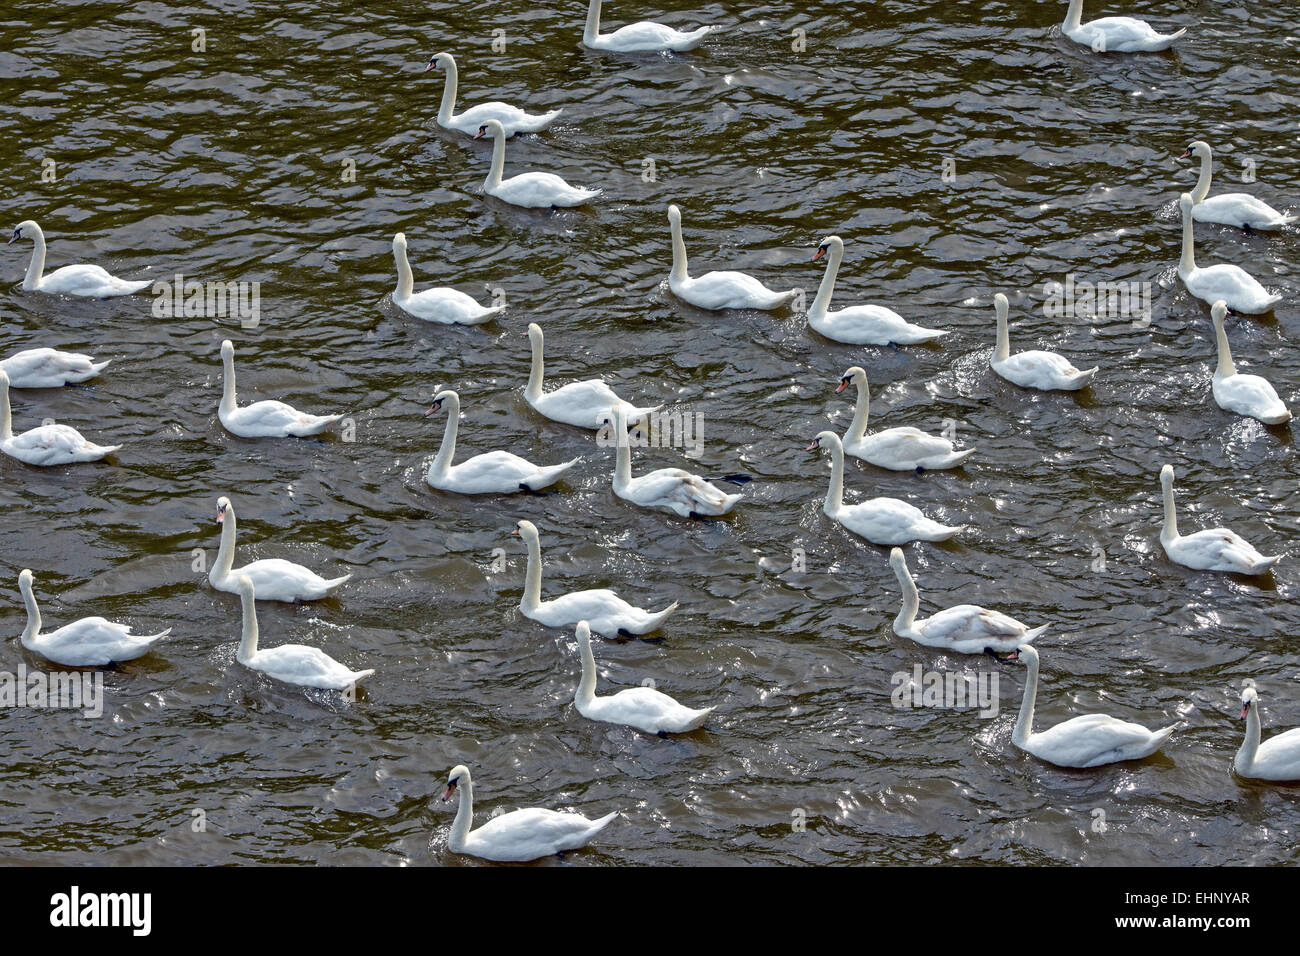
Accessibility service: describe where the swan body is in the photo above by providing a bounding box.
[426,52,560,136]
[0,369,120,465]
[1236,685,1300,781]
[667,205,798,311]
[218,339,345,438]
[441,764,618,862]
[837,366,974,471]
[991,293,1097,390]
[209,496,350,602]
[1014,644,1175,768]
[608,408,741,517]
[809,237,945,344]
[8,221,150,297]
[1209,300,1290,425]
[515,519,677,637]
[583,0,714,52]
[232,575,372,690]
[573,622,713,733]
[17,569,169,667]
[1181,141,1296,230]
[525,322,659,430]
[1178,193,1281,314]
[889,548,1046,657]
[1159,464,1280,574]
[391,232,502,325]
[808,431,961,545]
[1062,0,1186,53]
[425,389,579,493]
[474,119,598,208]
[0,348,109,389]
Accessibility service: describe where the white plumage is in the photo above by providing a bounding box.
[1209,300,1290,425]
[0,369,120,466]
[474,119,599,208]
[608,408,742,518]
[209,495,351,602]
[1236,685,1300,782]
[836,366,974,471]
[1158,464,1281,575]
[8,220,150,297]
[667,204,797,311]
[1178,194,1282,314]
[991,293,1097,391]
[582,0,715,52]
[1182,141,1296,231]
[0,347,109,389]
[391,232,502,325]
[218,339,345,438]
[524,323,658,430]
[17,569,169,667]
[426,52,560,137]
[808,237,945,345]
[1061,0,1186,53]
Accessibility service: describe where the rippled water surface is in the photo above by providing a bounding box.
[1,0,1298,865]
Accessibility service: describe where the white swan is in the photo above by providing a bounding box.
[582,0,714,53]
[667,205,798,311]
[426,51,561,137]
[1181,141,1296,231]
[889,549,1046,660]
[1235,685,1300,781]
[218,339,345,438]
[0,369,120,465]
[808,431,961,546]
[607,407,744,518]
[474,119,599,208]
[1159,464,1281,574]
[8,221,150,297]
[1178,193,1281,314]
[425,389,580,493]
[836,367,974,471]
[1013,644,1176,768]
[232,575,373,690]
[17,569,169,667]
[525,322,658,430]
[572,621,713,734]
[441,764,618,862]
[809,237,945,344]
[1209,301,1290,425]
[1061,0,1186,53]
[0,348,109,389]
[391,233,502,325]
[991,294,1097,390]
[515,519,677,638]
[209,496,351,602]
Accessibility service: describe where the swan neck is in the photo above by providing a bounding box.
[215,507,236,577]
[22,226,45,291]
[1213,320,1236,378]
[584,0,601,43]
[1013,652,1039,746]
[19,577,40,646]
[0,378,12,442]
[220,350,236,414]
[522,534,543,612]
[1065,0,1084,29]
[615,432,632,486]
[576,637,598,707]
[995,307,1011,362]
[1161,479,1178,543]
[1192,151,1213,204]
[526,334,544,398]
[810,246,840,318]
[847,381,870,442]
[1179,203,1197,273]
[669,215,689,282]
[1237,705,1261,774]
[237,586,259,663]
[394,242,414,299]
[893,562,918,633]
[450,774,474,850]
[437,58,458,124]
[824,440,845,513]
[487,128,506,188]
[431,396,459,475]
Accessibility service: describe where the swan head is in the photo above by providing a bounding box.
[993,292,1009,320]
[575,620,592,646]
[667,204,682,226]
[1178,192,1194,214]
[1160,463,1175,488]
[425,51,452,72]
[812,235,843,262]
[806,430,840,453]
[512,518,539,541]
[425,389,457,416]
[393,232,407,250]
[442,764,470,801]
[1179,140,1211,161]
[473,119,505,140]
[888,547,907,571]
[220,339,235,360]
[216,495,232,524]
[527,322,543,347]
[18,568,33,590]
[7,221,38,245]
[1016,643,1038,666]
[1210,300,1230,326]
[836,366,866,393]
[236,574,255,599]
[1240,684,1259,719]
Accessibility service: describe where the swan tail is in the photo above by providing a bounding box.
[942,448,977,467]
[683,707,715,731]
[1249,554,1282,573]
[322,573,353,593]
[590,810,621,832]
[96,444,123,456]
[642,601,679,632]
[1074,367,1099,387]
[89,359,112,374]
[1019,625,1049,644]
[348,668,376,686]
[119,279,153,295]
[142,627,173,643]
[1150,724,1177,750]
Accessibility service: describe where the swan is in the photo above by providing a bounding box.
[1235,685,1300,781]
[1178,193,1281,314]
[514,519,677,638]
[572,621,713,734]
[7,221,150,297]
[809,237,945,344]
[232,575,373,691]
[425,51,561,137]
[0,369,120,465]
[836,367,974,471]
[1158,464,1281,574]
[1208,301,1290,425]
[607,407,744,518]
[1013,644,1176,768]
[991,294,1097,390]
[582,0,715,53]
[808,431,961,546]
[1180,141,1296,231]
[889,548,1046,660]
[0,348,109,389]
[209,496,351,602]
[218,339,345,438]
[525,322,659,430]
[17,569,170,667]
[474,119,599,208]
[667,204,798,311]
[425,389,580,493]
[1061,0,1186,53]
[441,763,619,862]
[391,233,503,325]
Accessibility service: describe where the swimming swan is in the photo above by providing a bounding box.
[209,495,351,602]
[1235,685,1300,781]
[474,119,599,208]
[667,204,798,311]
[0,369,120,465]
[991,293,1097,390]
[218,339,345,438]
[425,389,580,493]
[1178,193,1281,314]
[17,568,170,667]
[582,0,715,53]
[1180,141,1296,231]
[1061,0,1186,53]
[391,232,503,325]
[8,221,150,297]
[1208,301,1290,425]
[1158,464,1281,574]
[426,51,561,137]
[1013,644,1176,768]
[607,407,744,518]
[809,237,945,344]
[525,322,659,430]
[836,366,974,471]
[0,347,109,389]
[441,763,619,862]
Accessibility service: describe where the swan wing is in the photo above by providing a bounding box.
[675,270,791,310]
[399,287,499,325]
[38,264,150,297]
[35,617,164,666]
[493,172,598,208]
[812,305,944,345]
[588,687,711,733]
[1030,714,1163,767]
[225,399,340,436]
[1214,373,1289,422]
[464,807,614,861]
[250,644,362,689]
[6,424,116,464]
[1195,193,1294,229]
[0,348,105,387]
[1253,728,1300,779]
[222,558,336,600]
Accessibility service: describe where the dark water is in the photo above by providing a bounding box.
[0,0,1297,865]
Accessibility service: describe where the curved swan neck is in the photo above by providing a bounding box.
[1179,203,1197,274]
[215,506,237,575]
[1161,477,1179,542]
[237,587,259,663]
[1192,150,1213,204]
[1237,704,1261,774]
[892,561,918,633]
[450,773,474,850]
[521,533,543,612]
[437,56,458,125]
[21,224,46,291]
[994,303,1011,362]
[614,430,632,486]
[669,214,689,282]
[431,395,459,475]
[1212,318,1236,377]
[1064,0,1084,30]
[18,577,40,646]
[823,439,845,513]
[576,635,598,707]
[526,334,544,398]
[847,380,870,442]
[584,0,602,44]
[1013,652,1039,746]
[0,378,12,442]
[220,350,237,414]
[811,244,842,318]
[486,127,506,188]
[394,242,414,299]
